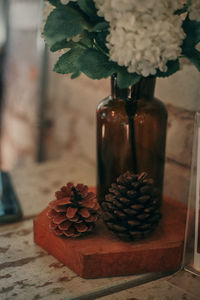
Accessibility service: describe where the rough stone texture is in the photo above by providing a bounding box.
[156,63,200,112]
[163,104,194,203]
[0,218,148,300]
[164,160,191,204]
[10,154,96,218]
[44,60,110,163]
[99,272,199,300]
[168,270,200,299]
[166,104,194,168]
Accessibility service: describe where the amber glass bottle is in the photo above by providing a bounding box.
[97,75,168,205]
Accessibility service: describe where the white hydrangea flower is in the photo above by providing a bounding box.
[189,0,200,22]
[60,0,77,5]
[94,0,185,77]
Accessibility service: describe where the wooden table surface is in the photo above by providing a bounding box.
[0,154,200,300]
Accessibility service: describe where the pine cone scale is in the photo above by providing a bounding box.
[123,208,137,215]
[53,214,68,225]
[66,207,78,218]
[47,183,100,238]
[68,215,79,222]
[54,197,72,205]
[75,223,88,233]
[50,221,57,230]
[102,171,161,241]
[85,215,97,223]
[130,204,144,210]
[79,208,90,218]
[58,221,71,230]
[54,205,67,212]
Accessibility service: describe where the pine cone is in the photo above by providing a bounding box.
[101,171,161,241]
[47,183,100,238]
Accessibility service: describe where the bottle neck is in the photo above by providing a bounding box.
[131,77,156,100]
[111,75,156,100]
[111,75,130,99]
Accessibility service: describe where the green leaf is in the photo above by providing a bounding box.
[175,0,192,15]
[78,49,115,79]
[43,7,87,48]
[50,40,75,52]
[79,31,94,47]
[77,0,102,22]
[92,22,109,32]
[71,71,81,79]
[95,31,109,54]
[78,0,96,17]
[116,67,142,88]
[181,16,200,71]
[156,59,180,77]
[45,0,60,7]
[182,17,200,52]
[53,47,85,74]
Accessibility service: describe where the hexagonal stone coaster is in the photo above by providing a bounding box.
[34,188,187,279]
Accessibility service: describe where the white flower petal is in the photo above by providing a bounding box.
[94,0,185,77]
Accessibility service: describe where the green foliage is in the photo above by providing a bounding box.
[182,17,200,71]
[92,22,109,32]
[77,0,99,22]
[46,0,60,7]
[79,31,94,47]
[53,47,85,75]
[71,71,81,79]
[95,31,109,54]
[50,40,75,52]
[156,60,180,77]
[182,17,200,50]
[78,49,116,79]
[175,0,192,15]
[43,1,200,87]
[43,6,89,48]
[116,67,142,88]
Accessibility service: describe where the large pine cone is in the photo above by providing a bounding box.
[47,183,100,238]
[101,171,161,241]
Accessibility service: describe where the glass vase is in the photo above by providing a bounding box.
[97,75,168,207]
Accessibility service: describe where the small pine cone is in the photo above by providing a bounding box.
[47,183,100,238]
[102,171,161,241]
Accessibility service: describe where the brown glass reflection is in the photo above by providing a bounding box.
[97,76,168,204]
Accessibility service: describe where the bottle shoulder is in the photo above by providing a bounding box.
[137,97,168,117]
[97,97,126,112]
[97,96,167,117]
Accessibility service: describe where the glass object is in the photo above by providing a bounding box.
[183,112,200,276]
[97,75,168,205]
[0,171,22,223]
